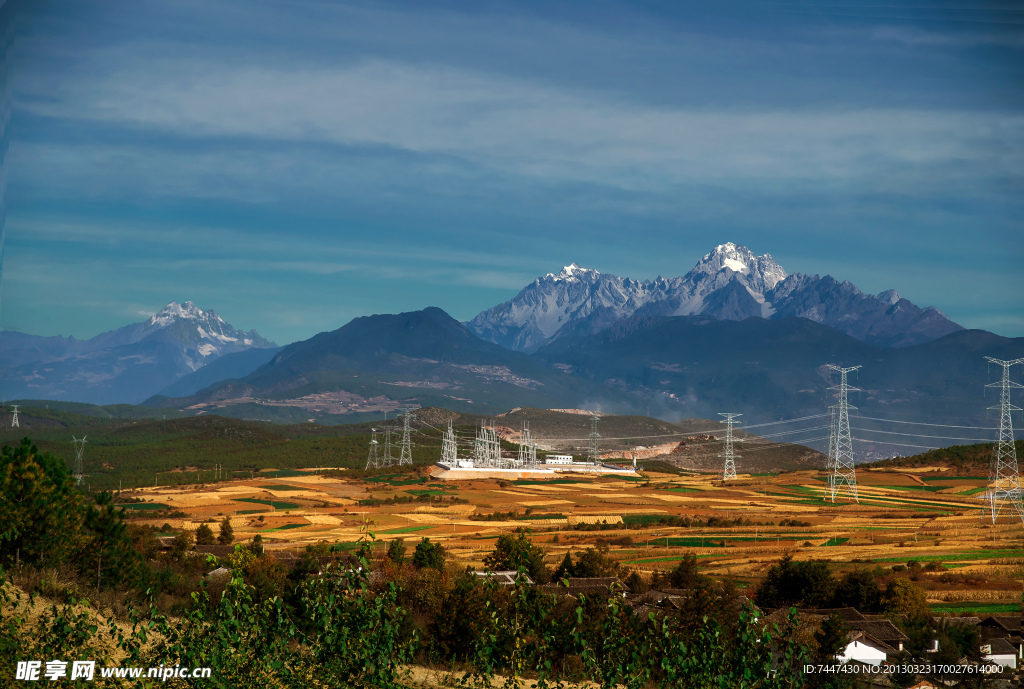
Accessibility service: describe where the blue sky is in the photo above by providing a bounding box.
[2,0,1022,344]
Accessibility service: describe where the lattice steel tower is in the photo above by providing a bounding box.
[365,428,381,470]
[827,365,860,503]
[10,404,17,428]
[588,413,600,464]
[826,405,837,472]
[440,420,458,466]
[517,423,538,469]
[984,357,1024,523]
[382,427,395,468]
[397,409,414,466]
[72,435,87,486]
[718,413,742,480]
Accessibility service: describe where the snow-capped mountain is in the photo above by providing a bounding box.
[0,301,276,405]
[467,243,962,351]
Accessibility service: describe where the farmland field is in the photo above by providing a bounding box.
[116,460,1023,613]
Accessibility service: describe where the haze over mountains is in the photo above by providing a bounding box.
[4,244,1020,443]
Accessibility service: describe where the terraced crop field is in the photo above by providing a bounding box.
[119,463,1023,612]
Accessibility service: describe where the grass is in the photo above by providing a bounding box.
[642,538,726,548]
[116,503,170,511]
[821,537,849,547]
[664,487,702,494]
[259,469,307,479]
[623,514,668,526]
[262,523,307,532]
[623,554,722,564]
[875,485,948,493]
[234,498,301,510]
[922,476,988,481]
[929,602,1021,614]
[378,526,433,534]
[872,550,1024,563]
[960,487,988,496]
[261,484,306,491]
[512,479,584,486]
[237,509,267,515]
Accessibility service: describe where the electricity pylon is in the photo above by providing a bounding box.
[718,413,742,480]
[827,365,860,503]
[984,357,1024,523]
[72,435,87,486]
[588,413,600,464]
[441,420,458,466]
[397,409,414,466]
[382,427,394,468]
[826,405,837,472]
[517,423,538,469]
[365,428,381,470]
[10,404,18,428]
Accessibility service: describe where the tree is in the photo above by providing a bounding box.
[171,529,194,558]
[666,552,710,589]
[483,533,549,582]
[755,554,835,609]
[82,491,136,591]
[412,537,445,571]
[249,533,264,557]
[196,523,215,545]
[0,438,84,567]
[553,551,574,580]
[571,543,618,578]
[883,577,928,619]
[386,538,406,564]
[217,517,234,545]
[832,568,882,612]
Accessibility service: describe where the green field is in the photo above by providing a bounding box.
[929,602,1021,614]
[872,550,1024,564]
[116,503,170,511]
[405,489,452,496]
[821,537,849,547]
[378,526,433,534]
[262,523,307,532]
[261,484,307,491]
[234,498,301,510]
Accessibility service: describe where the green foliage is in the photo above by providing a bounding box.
[217,517,234,545]
[386,538,407,564]
[754,554,835,609]
[412,537,445,571]
[484,533,550,583]
[196,523,215,545]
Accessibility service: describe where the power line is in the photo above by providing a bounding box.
[851,428,995,442]
[852,415,1001,431]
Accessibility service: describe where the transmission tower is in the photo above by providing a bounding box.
[382,426,395,468]
[826,405,837,472]
[397,409,414,466]
[718,413,742,480]
[588,413,600,464]
[826,365,860,503]
[365,428,381,470]
[984,357,1024,523]
[441,420,458,466]
[10,404,18,428]
[71,435,87,486]
[517,423,538,469]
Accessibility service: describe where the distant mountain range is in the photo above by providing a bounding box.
[0,302,276,405]
[467,243,962,352]
[4,244,1018,453]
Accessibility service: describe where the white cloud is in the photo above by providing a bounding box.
[19,52,1024,194]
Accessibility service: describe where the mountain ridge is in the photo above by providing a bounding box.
[466,243,963,352]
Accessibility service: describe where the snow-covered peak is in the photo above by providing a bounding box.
[149,301,207,326]
[547,263,599,282]
[877,289,900,305]
[691,243,787,291]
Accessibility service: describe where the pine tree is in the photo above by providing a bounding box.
[218,517,234,545]
[196,523,215,545]
[553,551,575,581]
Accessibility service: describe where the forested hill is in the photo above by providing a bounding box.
[863,441,1021,474]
